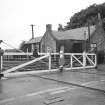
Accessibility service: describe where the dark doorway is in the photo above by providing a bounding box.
[72,43,82,53]
[97,51,105,64]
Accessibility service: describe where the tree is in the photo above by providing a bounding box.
[64,3,105,30]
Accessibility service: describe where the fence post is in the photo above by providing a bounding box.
[27,48,29,60]
[83,52,86,68]
[70,54,73,69]
[0,48,4,79]
[94,54,97,68]
[49,52,51,70]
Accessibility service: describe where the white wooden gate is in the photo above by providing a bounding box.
[65,52,96,70]
[2,52,96,77]
[49,52,96,70]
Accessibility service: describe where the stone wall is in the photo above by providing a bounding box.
[40,32,56,53]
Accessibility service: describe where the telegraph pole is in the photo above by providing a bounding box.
[87,20,91,52]
[30,24,35,52]
[30,24,35,39]
[84,31,87,52]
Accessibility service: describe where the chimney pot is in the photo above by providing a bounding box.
[58,24,64,31]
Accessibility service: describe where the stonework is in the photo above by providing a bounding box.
[40,32,56,53]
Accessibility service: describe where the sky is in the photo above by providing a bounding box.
[0,0,105,49]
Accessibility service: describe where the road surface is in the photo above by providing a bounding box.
[0,69,105,105]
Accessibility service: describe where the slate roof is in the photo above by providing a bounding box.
[24,26,96,45]
[25,36,42,44]
[52,26,96,40]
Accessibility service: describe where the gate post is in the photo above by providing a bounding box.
[49,52,51,70]
[94,54,97,68]
[0,48,4,79]
[83,52,86,68]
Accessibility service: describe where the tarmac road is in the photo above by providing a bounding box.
[0,69,105,105]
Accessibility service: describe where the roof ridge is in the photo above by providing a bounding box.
[53,25,95,32]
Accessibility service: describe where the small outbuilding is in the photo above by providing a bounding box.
[21,36,42,52]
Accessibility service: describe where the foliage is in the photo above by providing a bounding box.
[64,3,105,30]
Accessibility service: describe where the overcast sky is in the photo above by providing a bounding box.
[0,0,105,49]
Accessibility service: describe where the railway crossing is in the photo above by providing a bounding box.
[1,51,105,105]
[0,52,97,78]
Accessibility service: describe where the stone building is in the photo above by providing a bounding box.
[40,24,95,53]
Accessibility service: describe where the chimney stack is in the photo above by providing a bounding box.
[58,24,64,31]
[46,24,52,32]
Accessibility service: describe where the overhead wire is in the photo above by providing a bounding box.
[2,41,23,52]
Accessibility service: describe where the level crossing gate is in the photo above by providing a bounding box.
[1,52,97,77]
[48,52,97,70]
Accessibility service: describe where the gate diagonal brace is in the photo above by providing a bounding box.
[72,55,83,66]
[86,55,95,66]
[3,55,49,74]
